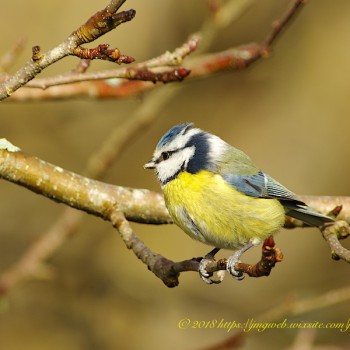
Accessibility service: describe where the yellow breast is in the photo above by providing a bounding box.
[163,170,286,250]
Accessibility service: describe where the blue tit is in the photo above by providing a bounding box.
[144,123,333,283]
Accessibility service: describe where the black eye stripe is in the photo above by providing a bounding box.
[156,145,191,164]
[157,149,179,162]
[155,151,170,163]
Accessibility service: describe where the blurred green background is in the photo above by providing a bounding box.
[1,0,350,349]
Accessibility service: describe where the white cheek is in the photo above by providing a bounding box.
[156,146,195,184]
[157,157,180,183]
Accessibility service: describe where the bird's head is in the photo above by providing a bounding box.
[144,123,226,185]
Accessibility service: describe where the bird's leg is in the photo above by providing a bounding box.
[227,238,261,280]
[199,247,224,284]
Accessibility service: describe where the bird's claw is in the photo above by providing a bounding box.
[199,258,225,284]
[226,254,245,281]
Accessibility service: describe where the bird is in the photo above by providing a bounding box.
[144,123,333,284]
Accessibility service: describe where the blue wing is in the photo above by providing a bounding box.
[222,171,333,227]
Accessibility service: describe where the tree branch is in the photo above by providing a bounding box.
[188,0,307,78]
[0,86,181,295]
[0,143,349,289]
[1,0,306,101]
[0,0,136,100]
[111,212,180,288]
[321,220,350,263]
[0,78,183,296]
[12,34,199,90]
[0,145,170,225]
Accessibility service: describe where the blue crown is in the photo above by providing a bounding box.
[157,123,193,149]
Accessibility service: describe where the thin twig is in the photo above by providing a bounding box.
[262,0,306,49]
[0,37,26,72]
[106,0,126,14]
[73,59,91,74]
[111,212,180,288]
[18,34,200,89]
[2,0,305,101]
[321,220,350,262]
[0,0,135,100]
[172,236,284,279]
[0,208,84,295]
[204,284,350,350]
[188,0,307,78]
[72,44,135,64]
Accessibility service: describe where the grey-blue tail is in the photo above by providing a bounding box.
[282,201,334,227]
